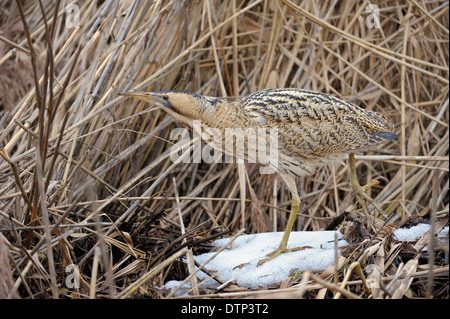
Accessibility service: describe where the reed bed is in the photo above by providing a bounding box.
[0,0,448,299]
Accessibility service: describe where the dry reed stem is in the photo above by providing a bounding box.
[0,0,447,299]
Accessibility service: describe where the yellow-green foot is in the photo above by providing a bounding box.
[257,245,312,266]
[349,153,384,225]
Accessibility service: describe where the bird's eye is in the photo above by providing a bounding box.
[163,95,169,100]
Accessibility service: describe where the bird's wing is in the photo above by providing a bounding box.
[243,91,396,158]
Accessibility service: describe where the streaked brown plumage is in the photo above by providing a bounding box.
[121,88,397,265]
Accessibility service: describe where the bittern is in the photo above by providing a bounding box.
[121,88,397,265]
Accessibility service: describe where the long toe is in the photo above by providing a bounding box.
[353,179,383,213]
[257,249,283,266]
[257,245,311,266]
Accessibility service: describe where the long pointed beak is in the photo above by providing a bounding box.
[119,91,160,103]
[119,91,173,110]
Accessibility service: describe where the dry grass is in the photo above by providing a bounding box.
[0,0,448,299]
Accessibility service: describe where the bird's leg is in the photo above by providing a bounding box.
[349,153,383,227]
[258,175,311,266]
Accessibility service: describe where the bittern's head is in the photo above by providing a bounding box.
[120,90,211,126]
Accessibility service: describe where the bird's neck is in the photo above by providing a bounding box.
[200,99,244,131]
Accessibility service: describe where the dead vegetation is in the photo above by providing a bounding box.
[0,0,448,299]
